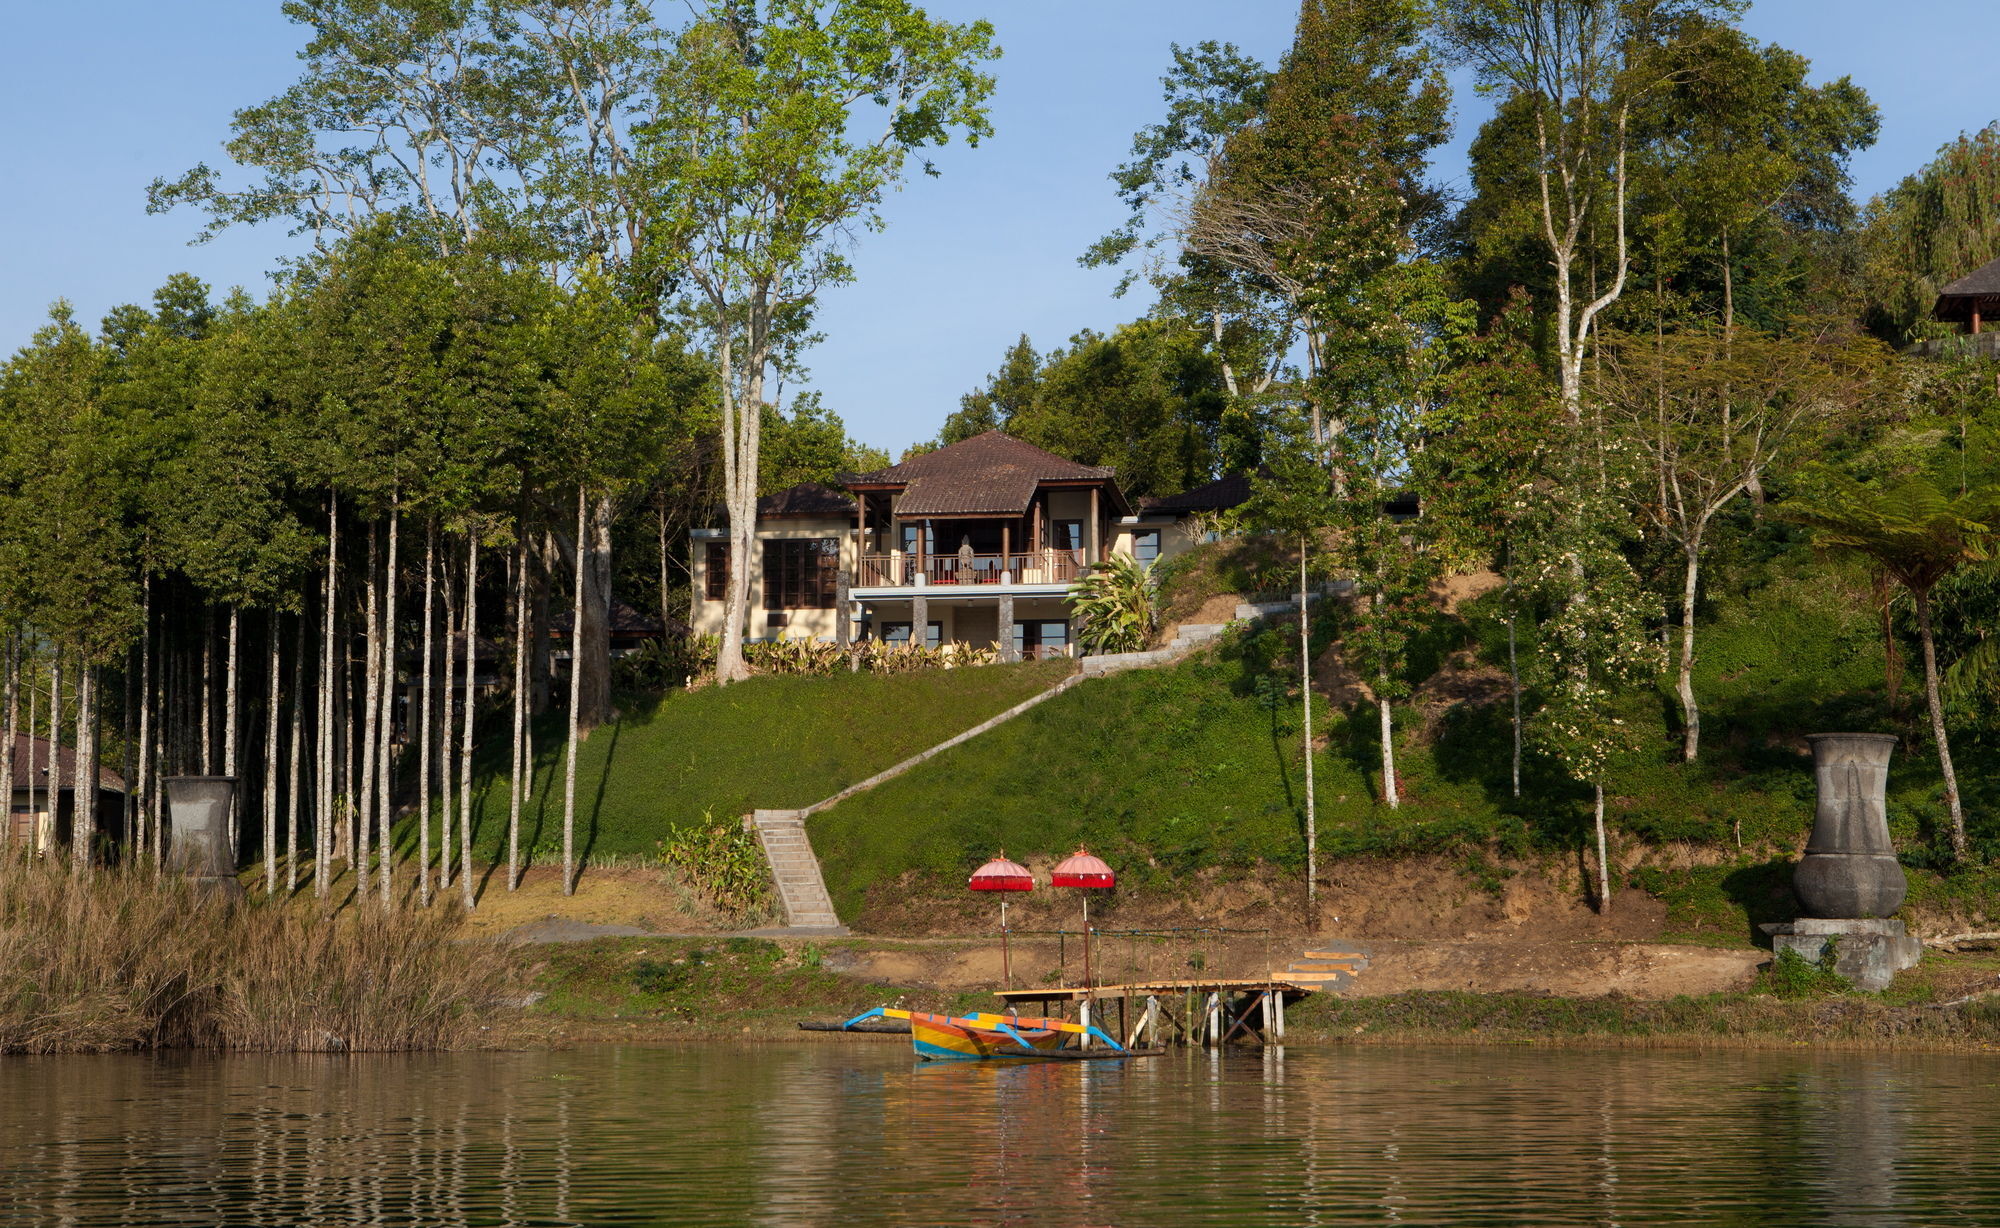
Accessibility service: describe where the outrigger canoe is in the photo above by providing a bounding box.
[809,1007,1157,1062]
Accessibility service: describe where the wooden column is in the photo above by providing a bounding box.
[1001,522,1011,577]
[1975,307,1984,335]
[999,592,1016,662]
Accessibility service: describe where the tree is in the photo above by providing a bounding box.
[645,1,998,684]
[1598,323,1883,759]
[1863,123,2000,346]
[1434,0,1735,422]
[1780,476,2000,859]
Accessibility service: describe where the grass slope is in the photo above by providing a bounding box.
[810,543,1988,930]
[431,659,1071,866]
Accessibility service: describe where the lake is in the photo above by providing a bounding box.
[4,1042,1999,1225]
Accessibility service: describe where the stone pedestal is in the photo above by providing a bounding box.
[1764,919,1922,992]
[164,775,242,899]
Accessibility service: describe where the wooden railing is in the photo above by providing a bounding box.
[854,549,1085,588]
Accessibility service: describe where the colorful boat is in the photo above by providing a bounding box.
[835,1007,1128,1061]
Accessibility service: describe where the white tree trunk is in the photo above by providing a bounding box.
[74,664,95,875]
[418,521,435,905]
[288,612,306,893]
[1915,592,1967,858]
[1298,545,1317,929]
[1,635,16,866]
[715,325,763,685]
[224,607,239,849]
[49,656,64,864]
[439,556,457,890]
[25,669,39,856]
[357,526,381,901]
[136,589,153,861]
[563,487,586,896]
[458,532,479,909]
[1507,612,1522,800]
[509,521,529,891]
[1378,696,1399,809]
[1677,542,1703,764]
[1593,782,1612,915]
[265,614,280,895]
[317,501,338,897]
[377,505,400,907]
[201,612,214,775]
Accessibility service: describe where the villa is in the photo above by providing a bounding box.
[688,430,1243,657]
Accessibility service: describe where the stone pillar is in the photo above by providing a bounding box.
[910,592,928,650]
[999,592,1016,662]
[164,775,242,898]
[1796,733,1904,918]
[1766,734,1920,991]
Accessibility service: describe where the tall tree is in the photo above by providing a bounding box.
[643,0,999,683]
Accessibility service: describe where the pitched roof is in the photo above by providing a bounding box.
[757,482,857,519]
[552,599,689,639]
[7,735,127,792]
[846,431,1120,517]
[1139,472,1256,515]
[1935,255,2000,319]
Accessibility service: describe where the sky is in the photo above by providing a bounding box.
[1,1,1995,457]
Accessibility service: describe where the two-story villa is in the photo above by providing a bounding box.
[688,430,1241,658]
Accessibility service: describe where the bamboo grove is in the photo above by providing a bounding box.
[0,234,711,905]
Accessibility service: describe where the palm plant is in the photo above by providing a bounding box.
[1067,554,1159,655]
[1781,476,2000,858]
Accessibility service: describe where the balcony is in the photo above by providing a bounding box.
[854,549,1086,590]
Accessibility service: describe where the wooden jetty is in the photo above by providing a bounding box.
[994,978,1306,1049]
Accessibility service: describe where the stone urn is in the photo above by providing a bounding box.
[163,776,242,898]
[1794,734,1904,919]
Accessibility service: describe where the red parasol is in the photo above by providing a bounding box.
[970,853,1033,987]
[1050,850,1114,889]
[969,855,1035,892]
[1051,848,1114,990]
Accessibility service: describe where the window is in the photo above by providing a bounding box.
[703,542,729,601]
[882,620,942,648]
[763,538,840,609]
[1012,620,1070,658]
[1133,530,1160,567]
[1052,520,1083,551]
[901,523,928,556]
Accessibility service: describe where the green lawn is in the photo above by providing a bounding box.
[425,658,1072,865]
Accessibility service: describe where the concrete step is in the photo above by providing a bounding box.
[1302,951,1365,961]
[1287,961,1358,973]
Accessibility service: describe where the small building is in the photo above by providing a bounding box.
[5,734,127,854]
[1927,255,2000,358]
[689,431,1223,656]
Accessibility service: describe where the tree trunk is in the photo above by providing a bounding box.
[288,611,306,893]
[1507,612,1522,800]
[1298,543,1317,930]
[531,534,553,714]
[547,498,617,727]
[563,487,586,897]
[1593,781,1611,914]
[418,521,435,905]
[74,664,95,875]
[136,588,153,862]
[1677,540,1703,763]
[715,324,762,685]
[458,531,479,909]
[357,524,381,902]
[317,501,338,897]
[439,553,458,891]
[377,504,400,907]
[656,490,673,653]
[1914,591,1967,857]
[49,656,65,864]
[509,518,529,891]
[25,668,39,856]
[201,612,214,775]
[265,613,281,895]
[224,607,239,850]
[1,635,15,864]
[1378,696,1399,809]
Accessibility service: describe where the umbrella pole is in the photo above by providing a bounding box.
[1082,894,1092,990]
[1001,898,1011,988]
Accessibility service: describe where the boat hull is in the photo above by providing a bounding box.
[905,1012,1071,1062]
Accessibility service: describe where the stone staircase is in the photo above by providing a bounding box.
[748,809,847,934]
[1275,945,1372,993]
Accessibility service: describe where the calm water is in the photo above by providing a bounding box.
[4,1042,1999,1226]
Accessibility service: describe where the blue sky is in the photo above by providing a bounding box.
[1,1,1992,455]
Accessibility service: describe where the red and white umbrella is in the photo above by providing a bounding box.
[970,854,1033,986]
[1051,848,1114,988]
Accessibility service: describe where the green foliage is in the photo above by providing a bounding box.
[743,638,999,677]
[1066,554,1160,654]
[1767,944,1852,998]
[658,815,774,920]
[1863,123,2000,345]
[437,659,1072,866]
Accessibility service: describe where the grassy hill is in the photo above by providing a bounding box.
[807,538,1997,931]
[434,659,1072,866]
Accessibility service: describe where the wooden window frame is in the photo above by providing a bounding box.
[762,538,841,610]
[703,541,730,601]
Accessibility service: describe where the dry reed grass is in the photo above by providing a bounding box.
[0,858,513,1054]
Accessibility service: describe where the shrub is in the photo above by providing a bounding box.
[1067,554,1159,653]
[658,814,776,920]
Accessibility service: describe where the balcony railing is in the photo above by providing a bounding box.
[854,549,1085,588]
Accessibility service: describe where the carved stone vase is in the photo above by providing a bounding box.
[164,775,242,898]
[1794,734,1904,919]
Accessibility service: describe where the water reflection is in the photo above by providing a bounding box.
[2,1044,1998,1225]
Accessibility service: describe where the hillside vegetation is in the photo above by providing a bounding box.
[440,659,1071,867]
[808,529,1998,934]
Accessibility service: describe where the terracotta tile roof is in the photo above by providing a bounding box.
[846,431,1119,517]
[7,735,126,792]
[756,482,857,519]
[1139,472,1256,515]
